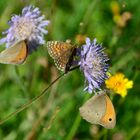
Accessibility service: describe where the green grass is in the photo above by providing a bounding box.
[0,0,140,139]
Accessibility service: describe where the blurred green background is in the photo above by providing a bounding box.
[0,0,140,139]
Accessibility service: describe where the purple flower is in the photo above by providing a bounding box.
[79,38,109,93]
[0,5,50,53]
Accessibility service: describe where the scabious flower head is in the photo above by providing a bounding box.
[79,38,109,93]
[105,73,133,98]
[0,5,50,53]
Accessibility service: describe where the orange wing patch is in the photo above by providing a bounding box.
[47,41,75,71]
[0,41,27,65]
[100,94,116,129]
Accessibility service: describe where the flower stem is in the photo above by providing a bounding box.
[66,95,90,140]
[79,0,101,34]
[66,113,81,140]
[14,66,29,98]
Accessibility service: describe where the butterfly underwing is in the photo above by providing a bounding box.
[79,92,116,129]
[0,40,27,65]
[46,41,77,73]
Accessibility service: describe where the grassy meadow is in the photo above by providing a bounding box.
[0,0,140,140]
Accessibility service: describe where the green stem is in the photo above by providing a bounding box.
[66,113,81,140]
[103,129,108,140]
[132,70,139,82]
[66,95,90,140]
[0,73,64,125]
[14,66,29,97]
[80,0,100,34]
[125,127,140,140]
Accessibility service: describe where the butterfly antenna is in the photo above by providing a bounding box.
[0,73,65,125]
[69,65,80,72]
[0,64,80,125]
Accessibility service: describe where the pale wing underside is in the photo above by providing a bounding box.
[46,41,73,71]
[79,93,116,129]
[0,41,27,65]
[79,94,106,124]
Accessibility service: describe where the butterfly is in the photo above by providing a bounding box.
[79,91,116,129]
[0,40,27,65]
[46,41,77,73]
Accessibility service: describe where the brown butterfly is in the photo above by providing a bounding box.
[79,91,116,129]
[46,41,77,73]
[0,40,27,65]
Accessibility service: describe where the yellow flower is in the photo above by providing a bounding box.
[110,1,120,15]
[105,73,133,98]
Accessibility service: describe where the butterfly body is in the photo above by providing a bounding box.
[79,92,116,129]
[46,41,77,73]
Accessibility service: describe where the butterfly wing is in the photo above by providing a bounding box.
[0,41,27,65]
[46,41,73,71]
[99,94,116,129]
[79,94,106,124]
[79,93,116,129]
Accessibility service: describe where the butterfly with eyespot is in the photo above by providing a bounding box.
[0,40,28,65]
[79,91,116,129]
[46,40,77,73]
